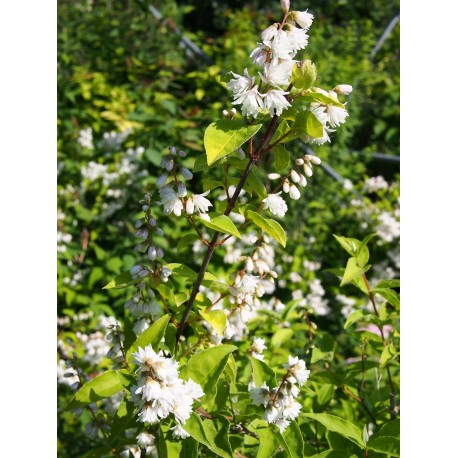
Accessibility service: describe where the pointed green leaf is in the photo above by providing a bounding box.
[177,234,200,253]
[273,144,290,171]
[67,370,128,410]
[307,452,358,458]
[199,309,227,336]
[293,110,324,138]
[256,425,278,458]
[103,270,142,290]
[340,257,364,286]
[372,287,400,309]
[247,171,267,199]
[180,345,238,407]
[380,342,399,368]
[272,421,304,457]
[366,436,400,457]
[344,310,365,329]
[204,120,262,165]
[250,356,277,388]
[202,416,232,458]
[198,214,242,239]
[126,315,170,359]
[246,210,286,247]
[301,413,364,448]
[299,90,345,108]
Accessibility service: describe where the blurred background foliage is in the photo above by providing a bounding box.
[58,0,399,455]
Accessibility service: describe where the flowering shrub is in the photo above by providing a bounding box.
[58,1,399,456]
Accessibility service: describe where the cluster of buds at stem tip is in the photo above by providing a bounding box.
[268,153,322,201]
[106,322,126,365]
[156,146,192,189]
[222,108,237,119]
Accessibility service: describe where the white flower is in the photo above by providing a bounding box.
[233,86,264,118]
[261,24,278,44]
[283,355,310,386]
[78,127,93,149]
[260,62,292,87]
[270,30,295,63]
[252,337,267,354]
[327,105,349,128]
[137,432,155,448]
[293,10,314,31]
[263,193,288,217]
[249,382,271,406]
[250,44,269,66]
[333,84,353,95]
[264,89,291,116]
[227,69,255,96]
[159,187,183,216]
[287,26,309,52]
[171,424,190,439]
[274,418,291,433]
[186,191,213,215]
[183,379,205,400]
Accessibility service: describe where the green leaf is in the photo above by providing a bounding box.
[340,257,365,286]
[165,436,198,458]
[301,413,364,448]
[371,287,400,309]
[311,332,335,364]
[374,279,400,289]
[180,345,238,407]
[203,180,225,192]
[67,370,127,410]
[193,154,208,172]
[202,416,233,458]
[380,342,399,368]
[271,328,294,347]
[333,235,360,257]
[300,90,345,108]
[177,234,200,253]
[126,315,170,359]
[366,436,400,457]
[250,356,277,388]
[198,214,242,239]
[375,419,400,438]
[204,120,262,165]
[247,171,267,199]
[199,309,227,336]
[182,413,232,458]
[246,210,286,247]
[281,420,304,457]
[344,310,365,329]
[273,144,290,171]
[256,426,278,458]
[356,234,377,267]
[225,354,237,386]
[293,110,324,138]
[270,120,298,144]
[156,427,168,458]
[109,399,136,440]
[103,270,142,290]
[307,452,358,458]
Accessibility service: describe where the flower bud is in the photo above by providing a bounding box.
[165,159,174,172]
[298,174,307,187]
[236,149,246,159]
[230,108,237,117]
[142,204,149,212]
[222,109,229,118]
[178,150,186,157]
[169,146,177,155]
[290,170,301,183]
[156,173,168,188]
[281,0,290,14]
[181,167,193,180]
[303,163,313,177]
[135,219,144,229]
[333,84,353,95]
[283,180,290,193]
[149,216,156,227]
[291,60,317,90]
[289,185,301,200]
[144,193,151,202]
[309,155,321,165]
[268,173,281,179]
[295,158,304,166]
[156,247,164,258]
[147,246,157,260]
[156,228,164,236]
[177,182,187,197]
[130,265,143,276]
[246,257,254,273]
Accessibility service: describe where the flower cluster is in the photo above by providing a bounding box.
[248,337,267,361]
[228,7,314,117]
[249,355,310,432]
[157,146,213,219]
[264,153,322,217]
[130,345,204,431]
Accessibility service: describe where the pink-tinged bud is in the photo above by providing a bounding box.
[333,84,353,95]
[281,0,290,14]
[261,24,278,44]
